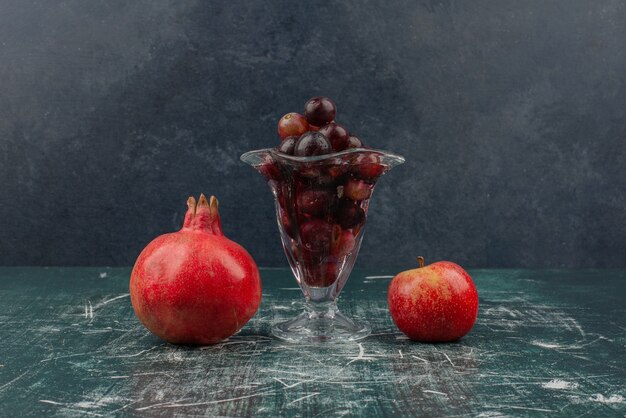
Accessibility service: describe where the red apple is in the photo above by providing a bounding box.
[388,257,478,342]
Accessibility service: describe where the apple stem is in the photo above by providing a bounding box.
[418,256,424,268]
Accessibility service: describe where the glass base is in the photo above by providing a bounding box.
[271,303,371,343]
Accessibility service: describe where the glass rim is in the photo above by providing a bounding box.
[240,147,406,166]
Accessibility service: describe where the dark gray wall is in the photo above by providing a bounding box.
[1,1,625,268]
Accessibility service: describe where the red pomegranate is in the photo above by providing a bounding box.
[130,194,262,345]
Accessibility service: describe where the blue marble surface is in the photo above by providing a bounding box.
[0,268,624,416]
[1,1,625,267]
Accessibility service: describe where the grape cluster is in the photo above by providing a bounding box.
[276,97,363,155]
[266,97,386,288]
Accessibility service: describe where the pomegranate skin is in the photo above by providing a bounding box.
[130,196,261,345]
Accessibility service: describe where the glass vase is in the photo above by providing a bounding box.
[241,147,404,342]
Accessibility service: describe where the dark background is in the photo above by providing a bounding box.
[1,1,625,268]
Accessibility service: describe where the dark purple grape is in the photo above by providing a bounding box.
[351,153,385,180]
[318,122,349,152]
[297,188,334,217]
[296,164,323,179]
[335,199,365,229]
[294,132,332,157]
[277,136,297,155]
[325,162,348,181]
[303,261,338,287]
[304,97,336,127]
[258,163,281,182]
[300,219,333,252]
[346,135,363,149]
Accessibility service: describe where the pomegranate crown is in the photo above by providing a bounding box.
[182,194,223,235]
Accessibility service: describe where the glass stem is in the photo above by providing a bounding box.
[305,300,339,319]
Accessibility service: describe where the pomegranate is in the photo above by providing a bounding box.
[130,194,262,345]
